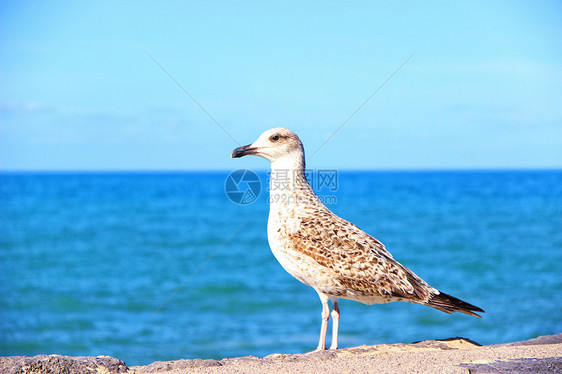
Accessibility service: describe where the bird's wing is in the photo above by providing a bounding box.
[292,210,433,301]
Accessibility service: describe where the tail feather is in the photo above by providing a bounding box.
[426,291,485,318]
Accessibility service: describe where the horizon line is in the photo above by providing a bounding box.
[1,167,561,174]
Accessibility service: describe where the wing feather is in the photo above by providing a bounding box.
[288,209,433,302]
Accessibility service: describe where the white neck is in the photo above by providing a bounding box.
[267,151,321,215]
[270,152,307,189]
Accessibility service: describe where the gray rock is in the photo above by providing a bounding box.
[0,354,130,374]
[498,333,562,347]
[461,357,562,373]
[132,358,222,373]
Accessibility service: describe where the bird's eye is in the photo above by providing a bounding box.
[270,134,280,142]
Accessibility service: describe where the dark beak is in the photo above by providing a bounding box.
[231,144,257,158]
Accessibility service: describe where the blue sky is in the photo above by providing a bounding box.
[1,1,561,170]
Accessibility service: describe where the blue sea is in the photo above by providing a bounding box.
[1,171,561,366]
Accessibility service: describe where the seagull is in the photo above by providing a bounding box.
[231,127,484,351]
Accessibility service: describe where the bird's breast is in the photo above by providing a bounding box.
[266,208,330,286]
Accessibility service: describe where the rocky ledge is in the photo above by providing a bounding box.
[2,334,561,374]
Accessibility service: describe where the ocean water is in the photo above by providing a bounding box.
[1,171,561,366]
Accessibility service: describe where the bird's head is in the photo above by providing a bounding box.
[231,127,304,164]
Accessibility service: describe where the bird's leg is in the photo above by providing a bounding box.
[329,299,340,350]
[315,295,330,351]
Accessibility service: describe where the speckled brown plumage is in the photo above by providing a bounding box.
[273,204,431,302]
[232,127,484,351]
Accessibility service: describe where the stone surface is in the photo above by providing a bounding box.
[497,333,562,347]
[2,334,561,374]
[460,357,562,373]
[0,355,130,374]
